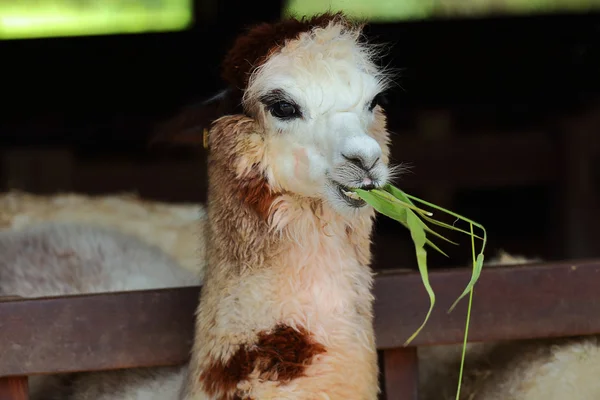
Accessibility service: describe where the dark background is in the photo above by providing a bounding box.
[1,0,599,270]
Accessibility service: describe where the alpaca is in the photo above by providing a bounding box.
[422,335,600,400]
[0,222,200,299]
[0,190,208,274]
[179,12,393,400]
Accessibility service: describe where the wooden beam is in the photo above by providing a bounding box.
[1,259,600,377]
[373,259,600,348]
[0,288,198,377]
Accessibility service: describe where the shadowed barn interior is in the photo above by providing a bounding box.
[0,1,600,399]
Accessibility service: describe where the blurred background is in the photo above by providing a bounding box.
[1,0,599,270]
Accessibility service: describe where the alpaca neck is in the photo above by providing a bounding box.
[272,212,376,332]
[206,194,376,330]
[187,197,380,400]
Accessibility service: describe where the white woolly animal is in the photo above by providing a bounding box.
[418,252,600,400]
[0,223,200,298]
[0,190,207,274]
[0,222,200,400]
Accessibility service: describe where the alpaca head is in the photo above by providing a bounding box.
[244,16,393,210]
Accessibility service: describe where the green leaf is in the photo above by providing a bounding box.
[381,184,475,243]
[382,183,416,205]
[354,188,454,255]
[455,222,478,400]
[354,189,409,223]
[403,192,486,232]
[355,183,487,361]
[448,253,485,313]
[387,188,488,312]
[424,237,450,258]
[420,214,485,241]
[368,188,433,217]
[421,221,459,247]
[383,184,484,240]
[403,210,435,346]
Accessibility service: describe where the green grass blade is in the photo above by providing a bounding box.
[383,185,485,243]
[449,225,487,313]
[356,183,487,349]
[455,222,478,400]
[362,186,458,245]
[403,192,485,231]
[354,189,409,223]
[354,189,454,255]
[382,183,416,205]
[400,191,488,312]
[421,223,460,246]
[403,210,436,346]
[420,214,485,241]
[425,238,450,258]
[367,189,434,217]
[449,252,485,313]
[382,184,475,242]
[455,287,474,400]
[403,206,458,247]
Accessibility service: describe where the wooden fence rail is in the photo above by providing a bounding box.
[2,259,600,400]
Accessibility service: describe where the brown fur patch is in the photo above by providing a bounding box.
[199,324,326,399]
[207,115,278,222]
[237,171,277,221]
[221,12,353,90]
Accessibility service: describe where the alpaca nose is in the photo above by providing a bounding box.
[342,154,379,172]
[340,134,383,172]
[341,152,380,189]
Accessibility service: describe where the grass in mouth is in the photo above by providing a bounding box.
[353,183,487,400]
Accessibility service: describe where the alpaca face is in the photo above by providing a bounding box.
[243,22,392,215]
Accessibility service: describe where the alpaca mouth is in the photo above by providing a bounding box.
[334,181,367,208]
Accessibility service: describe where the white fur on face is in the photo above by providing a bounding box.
[244,21,392,215]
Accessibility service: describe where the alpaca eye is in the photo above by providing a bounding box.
[368,93,388,112]
[269,101,300,120]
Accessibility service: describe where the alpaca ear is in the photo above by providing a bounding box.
[150,87,243,147]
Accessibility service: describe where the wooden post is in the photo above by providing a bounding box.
[0,377,28,400]
[0,298,28,400]
[382,347,418,400]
